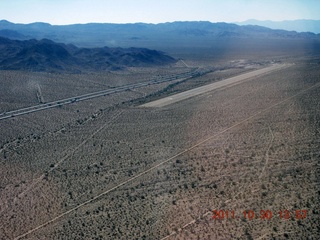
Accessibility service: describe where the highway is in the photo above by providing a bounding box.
[0,68,208,121]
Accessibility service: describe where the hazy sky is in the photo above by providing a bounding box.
[0,0,319,25]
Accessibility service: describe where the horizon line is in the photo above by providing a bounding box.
[1,18,320,26]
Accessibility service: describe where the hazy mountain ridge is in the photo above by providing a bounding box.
[0,37,176,72]
[1,20,319,72]
[0,20,319,49]
[236,19,320,34]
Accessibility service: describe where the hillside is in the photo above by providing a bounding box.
[0,37,176,72]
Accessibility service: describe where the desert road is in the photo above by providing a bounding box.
[0,69,205,121]
[141,63,292,108]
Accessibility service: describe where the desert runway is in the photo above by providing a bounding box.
[141,63,291,108]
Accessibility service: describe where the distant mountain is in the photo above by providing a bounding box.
[0,29,27,40]
[1,20,320,65]
[0,20,319,49]
[236,19,320,34]
[0,37,176,72]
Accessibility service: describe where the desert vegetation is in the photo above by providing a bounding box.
[0,57,319,239]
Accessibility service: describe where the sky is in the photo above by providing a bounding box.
[0,0,319,25]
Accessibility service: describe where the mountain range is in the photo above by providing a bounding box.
[0,20,320,72]
[0,20,319,49]
[236,19,320,34]
[0,37,176,72]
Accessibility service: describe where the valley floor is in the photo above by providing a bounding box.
[0,58,319,239]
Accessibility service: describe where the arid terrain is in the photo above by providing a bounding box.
[0,54,319,239]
